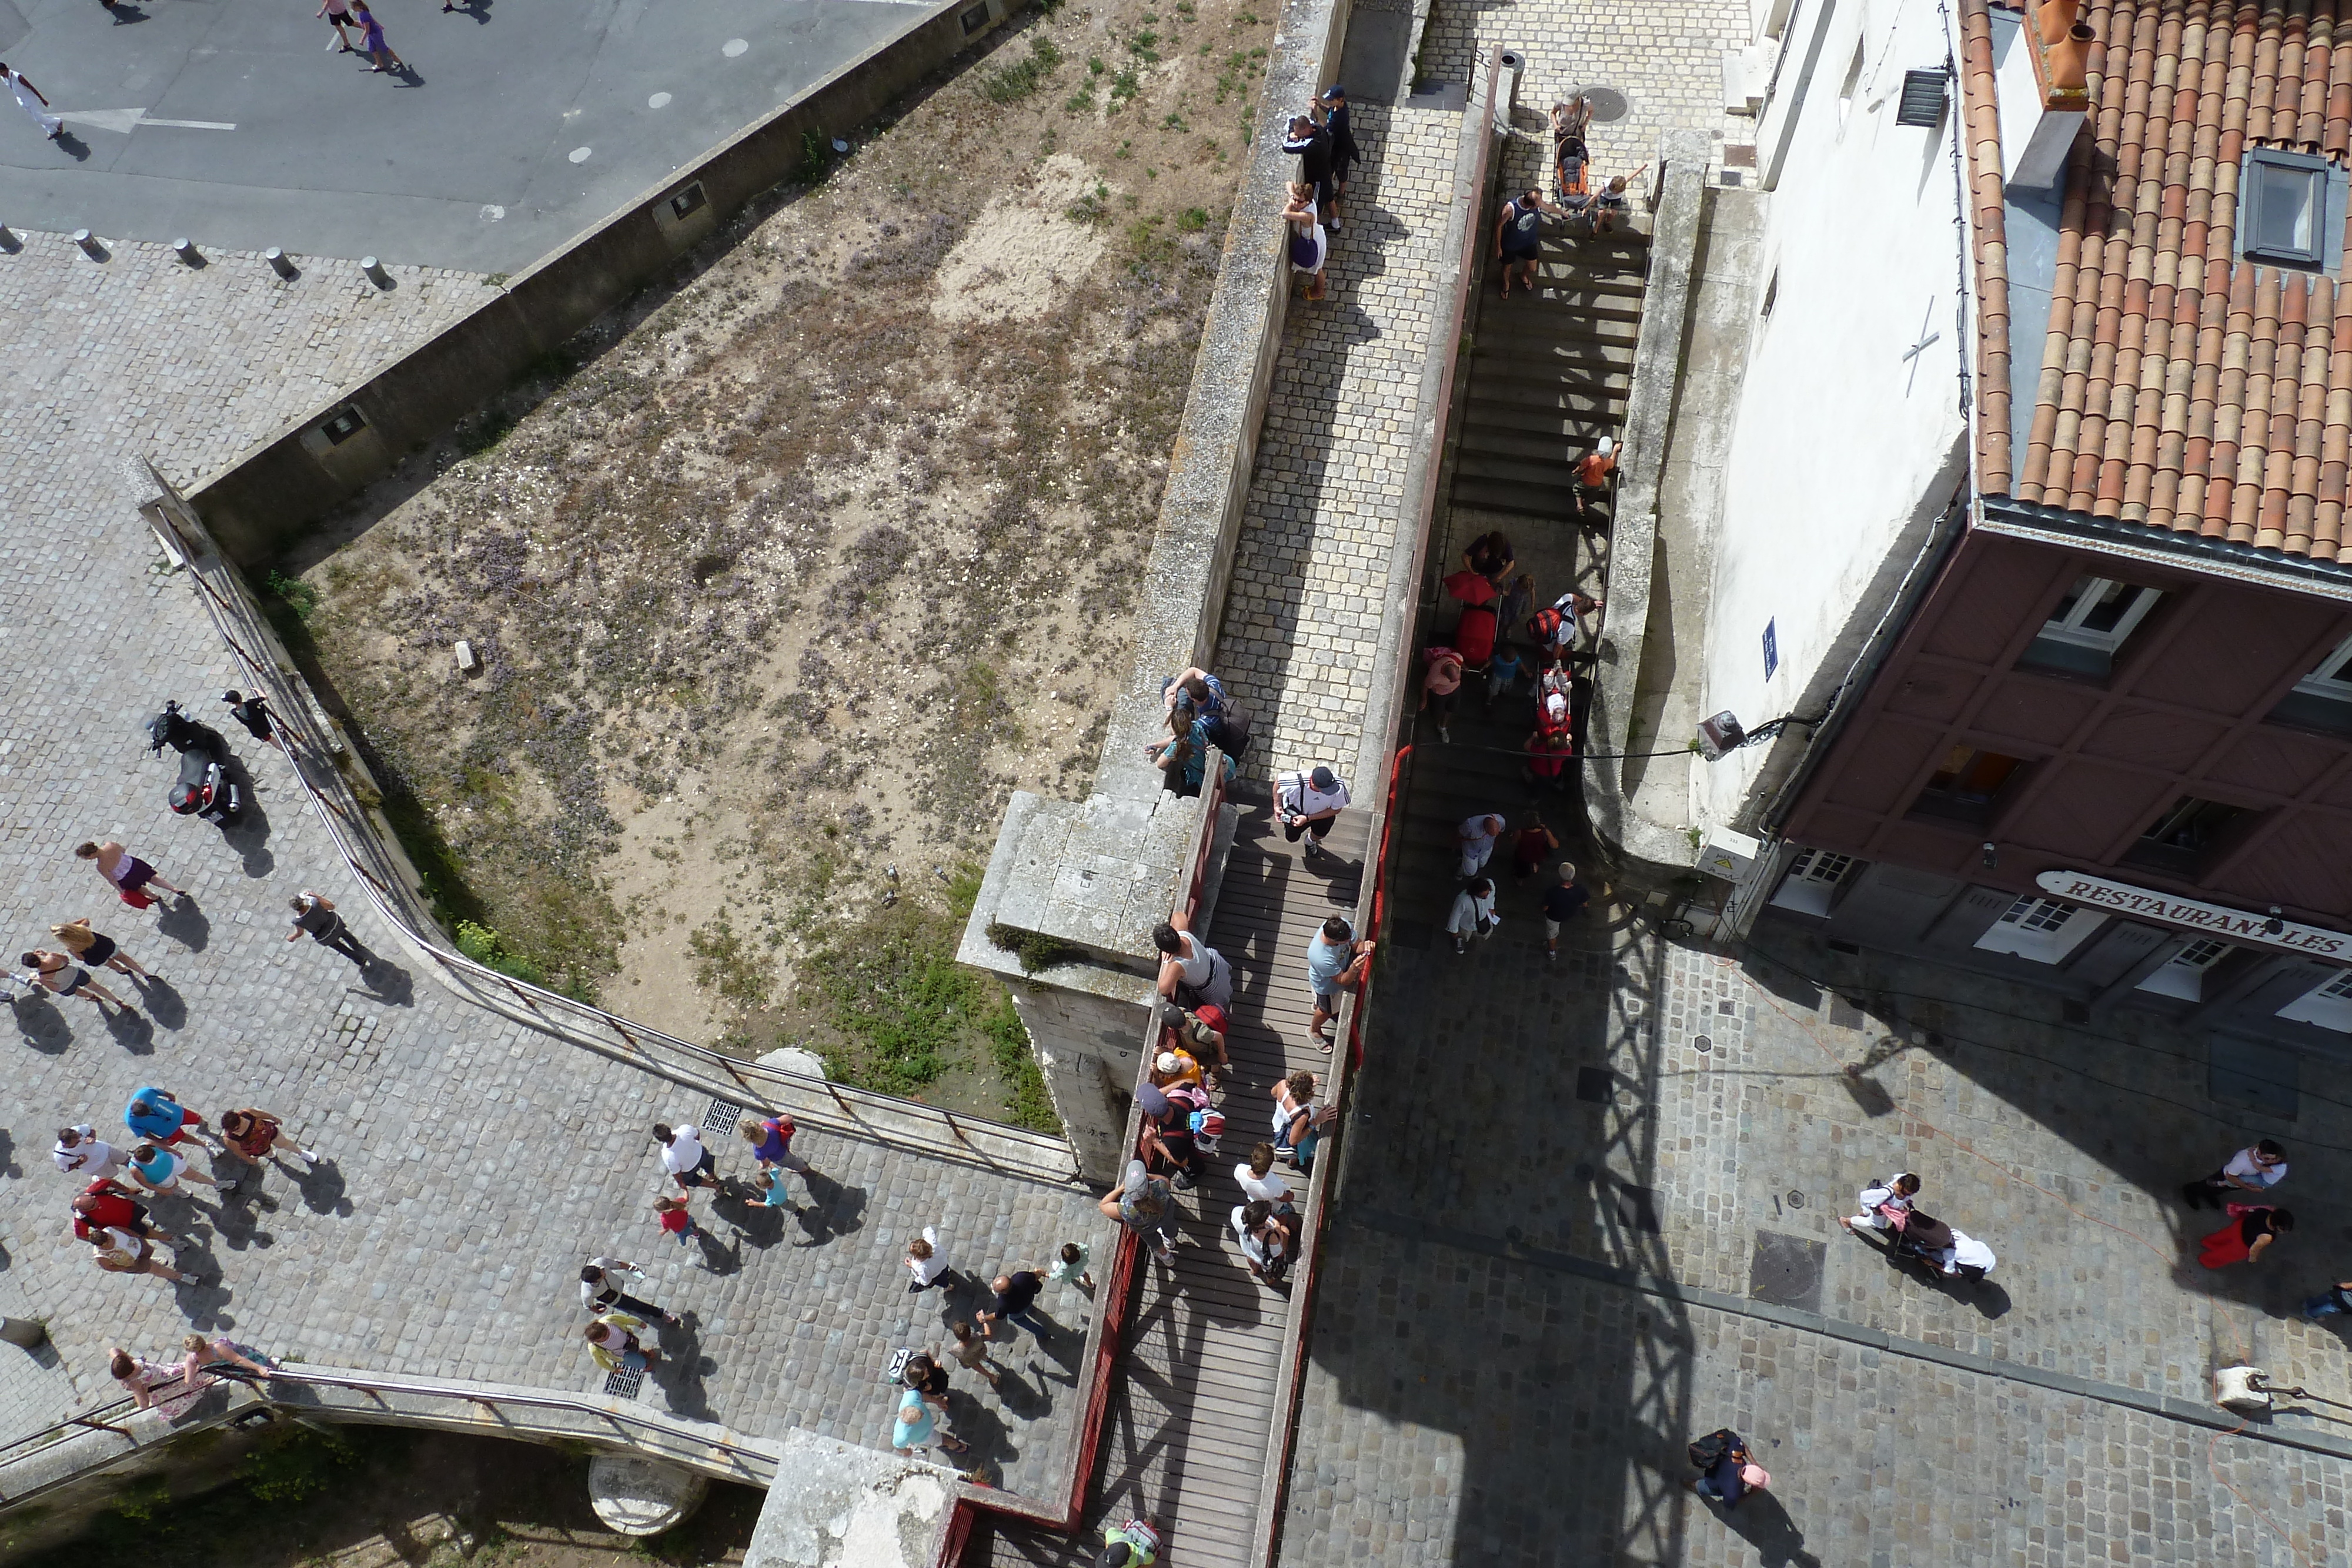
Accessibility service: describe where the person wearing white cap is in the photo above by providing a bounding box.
[1575,437,1618,525]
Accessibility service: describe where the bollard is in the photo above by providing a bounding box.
[265,246,297,279]
[173,237,201,265]
[72,229,102,258]
[0,1316,47,1350]
[361,256,390,289]
[0,224,16,250]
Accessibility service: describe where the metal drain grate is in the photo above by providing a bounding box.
[602,1365,645,1400]
[700,1099,744,1138]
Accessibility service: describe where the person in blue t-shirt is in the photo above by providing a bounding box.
[1540,863,1589,963]
[123,1086,219,1152]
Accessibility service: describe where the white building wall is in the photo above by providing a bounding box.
[1696,0,1972,835]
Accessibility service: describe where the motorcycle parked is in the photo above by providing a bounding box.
[146,700,244,826]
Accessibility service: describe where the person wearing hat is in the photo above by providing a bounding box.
[1151,1043,1204,1092]
[1575,437,1618,524]
[1275,764,1351,858]
[1094,1516,1161,1566]
[1134,1082,1203,1190]
[1166,999,1230,1084]
[1316,85,1358,233]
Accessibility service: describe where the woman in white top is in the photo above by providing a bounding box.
[1271,1072,1319,1168]
[905,1225,956,1293]
[1283,181,1328,302]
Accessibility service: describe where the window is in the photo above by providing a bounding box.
[2278,968,2352,1032]
[2135,938,2233,1002]
[1973,893,2107,963]
[2267,630,2352,735]
[2124,795,2251,873]
[1768,845,1860,917]
[1910,745,2024,824]
[318,407,367,446]
[2019,574,2164,677]
[2244,150,2326,269]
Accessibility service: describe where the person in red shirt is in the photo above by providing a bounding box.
[1525,725,1576,789]
[73,1178,181,1248]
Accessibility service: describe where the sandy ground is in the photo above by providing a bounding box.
[289,0,1278,1079]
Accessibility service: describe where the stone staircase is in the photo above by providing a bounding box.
[1448,227,1651,531]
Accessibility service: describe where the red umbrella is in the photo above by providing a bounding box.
[1441,570,1498,605]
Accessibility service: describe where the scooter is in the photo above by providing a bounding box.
[145,700,244,826]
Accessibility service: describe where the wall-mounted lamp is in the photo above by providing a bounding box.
[2266,906,2285,935]
[1981,842,1999,870]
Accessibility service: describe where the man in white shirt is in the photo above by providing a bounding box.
[2183,1139,2288,1209]
[653,1122,720,1195]
[55,1125,126,1180]
[1839,1172,1920,1236]
[1456,813,1505,877]
[1236,1143,1295,1212]
[1277,765,1351,860]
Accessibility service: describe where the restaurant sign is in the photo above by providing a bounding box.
[2035,871,2351,959]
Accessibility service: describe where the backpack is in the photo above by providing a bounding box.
[1204,706,1253,761]
[118,887,156,911]
[1528,606,1567,649]
[1188,1106,1225,1154]
[1688,1428,1739,1470]
[762,1113,795,1146]
[882,1346,917,1386]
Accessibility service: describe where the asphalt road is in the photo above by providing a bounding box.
[0,0,938,272]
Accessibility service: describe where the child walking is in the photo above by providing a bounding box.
[1048,1240,1095,1292]
[947,1320,1003,1388]
[654,1193,700,1247]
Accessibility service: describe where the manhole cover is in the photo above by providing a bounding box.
[1786,1190,1805,1209]
[1692,1035,1712,1054]
[1581,85,1629,122]
[1749,1232,1826,1312]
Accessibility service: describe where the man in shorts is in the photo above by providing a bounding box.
[1495,187,1566,297]
[1541,861,1589,962]
[1304,915,1373,1049]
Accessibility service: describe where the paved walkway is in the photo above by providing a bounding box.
[0,229,1106,1500]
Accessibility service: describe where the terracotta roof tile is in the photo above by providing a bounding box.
[1967,0,2352,558]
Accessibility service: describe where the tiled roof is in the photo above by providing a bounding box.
[1965,0,2352,560]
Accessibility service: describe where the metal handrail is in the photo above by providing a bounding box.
[141,480,1076,1180]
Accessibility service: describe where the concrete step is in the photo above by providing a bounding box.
[1469,355,1635,393]
[1463,393,1626,432]
[1478,291,1648,326]
[1447,476,1589,524]
[1452,450,1582,489]
[1455,423,1603,463]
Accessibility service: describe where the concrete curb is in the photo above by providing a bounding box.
[1583,126,1716,881]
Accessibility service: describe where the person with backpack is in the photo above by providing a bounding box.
[1164,999,1231,1085]
[1232,1199,1292,1285]
[1686,1429,1769,1506]
[1095,1517,1161,1567]
[1573,438,1618,524]
[1271,1071,1325,1169]
[1136,1084,1204,1191]
[1275,765,1351,858]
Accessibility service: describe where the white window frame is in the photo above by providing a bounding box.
[2037,576,2163,656]
[2134,938,2232,1002]
[1974,894,2107,963]
[1769,847,1859,917]
[2278,968,2352,1032]
[2292,631,2352,701]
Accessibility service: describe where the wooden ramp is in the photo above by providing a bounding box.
[964,786,1367,1567]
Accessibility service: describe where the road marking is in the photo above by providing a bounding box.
[648,91,673,108]
[722,38,748,56]
[58,108,236,133]
[568,146,592,163]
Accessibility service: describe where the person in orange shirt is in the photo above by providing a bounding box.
[1575,437,1617,524]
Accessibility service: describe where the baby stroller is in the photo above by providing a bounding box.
[1554,133,1593,224]
[1888,1209,1996,1283]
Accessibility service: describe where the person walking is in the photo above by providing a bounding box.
[1304,915,1372,1050]
[318,0,360,52]
[74,1177,182,1249]
[906,1225,957,1293]
[976,1268,1053,1341]
[51,918,152,982]
[124,1086,220,1152]
[1048,1240,1094,1293]
[653,1121,724,1197]
[21,948,136,1015]
[1455,813,1505,878]
[1688,1429,1768,1507]
[179,1333,271,1381]
[1495,187,1565,297]
[76,842,186,906]
[1151,912,1232,1011]
[91,1225,182,1283]
[583,1314,660,1373]
[216,1109,322,1172]
[2182,1139,2289,1208]
[1510,816,1559,884]
[222,691,294,760]
[287,891,375,969]
[1838,1172,1920,1236]
[653,1194,700,1248]
[1100,1160,1178,1265]
[1421,646,1464,743]
[350,0,404,72]
[1,61,59,141]
[1446,878,1499,955]
[580,1258,680,1325]
[1275,765,1350,859]
[947,1320,1003,1387]
[2200,1204,2294,1268]
[126,1141,221,1198]
[891,1382,968,1457]
[1573,438,1618,525]
[1541,862,1589,962]
[54,1125,128,1181]
[738,1112,816,1183]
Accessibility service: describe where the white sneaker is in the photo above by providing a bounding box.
[302,1148,321,1162]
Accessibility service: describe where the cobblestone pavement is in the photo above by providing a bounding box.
[0,230,1108,1498]
[1276,885,2352,1564]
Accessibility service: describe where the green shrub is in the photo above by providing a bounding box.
[264,570,320,626]
[238,1425,355,1505]
[981,36,1064,103]
[985,920,1080,974]
[455,920,546,986]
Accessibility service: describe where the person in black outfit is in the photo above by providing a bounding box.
[977,1269,1053,1340]
[1317,85,1358,232]
[222,689,292,759]
[1282,113,1335,228]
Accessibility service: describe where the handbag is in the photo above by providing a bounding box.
[119,887,156,910]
